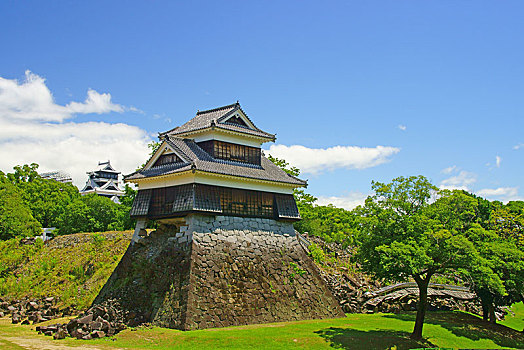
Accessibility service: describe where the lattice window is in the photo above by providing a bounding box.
[194,185,221,212]
[130,189,152,216]
[135,184,298,220]
[171,184,194,213]
[213,185,274,218]
[275,194,300,219]
[197,140,261,165]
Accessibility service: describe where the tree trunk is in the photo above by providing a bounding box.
[488,304,497,324]
[478,289,495,323]
[478,291,490,321]
[481,303,489,321]
[411,276,430,340]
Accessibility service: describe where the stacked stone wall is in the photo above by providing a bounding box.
[184,215,343,329]
[93,228,192,328]
[94,214,344,330]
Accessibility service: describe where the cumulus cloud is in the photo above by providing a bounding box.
[398,124,407,131]
[0,71,125,122]
[440,170,477,191]
[0,71,151,186]
[477,187,521,202]
[267,144,400,174]
[66,89,124,114]
[514,143,523,150]
[316,192,369,210]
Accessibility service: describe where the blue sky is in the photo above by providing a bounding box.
[0,1,522,207]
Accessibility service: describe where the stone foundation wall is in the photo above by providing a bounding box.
[94,214,344,330]
[93,230,192,328]
[184,215,343,329]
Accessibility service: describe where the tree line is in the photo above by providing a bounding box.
[0,163,136,240]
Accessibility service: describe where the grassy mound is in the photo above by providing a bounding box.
[0,231,131,311]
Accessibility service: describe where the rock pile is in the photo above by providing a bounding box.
[320,270,382,313]
[304,234,385,313]
[0,297,71,324]
[364,289,483,315]
[37,299,127,340]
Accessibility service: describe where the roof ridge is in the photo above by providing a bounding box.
[196,102,238,115]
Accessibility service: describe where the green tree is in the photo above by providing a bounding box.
[113,184,137,230]
[490,202,524,247]
[57,198,91,234]
[466,224,524,323]
[356,177,479,340]
[2,163,80,228]
[0,182,41,240]
[58,194,129,234]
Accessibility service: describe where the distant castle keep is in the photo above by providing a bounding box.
[95,103,343,330]
[80,161,124,203]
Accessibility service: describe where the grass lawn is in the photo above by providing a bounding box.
[501,302,524,332]
[1,311,523,350]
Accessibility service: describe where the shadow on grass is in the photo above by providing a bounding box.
[314,328,435,350]
[384,311,524,349]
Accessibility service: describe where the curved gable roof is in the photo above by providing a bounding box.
[160,102,275,140]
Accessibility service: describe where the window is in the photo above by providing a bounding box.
[132,184,299,220]
[149,185,193,217]
[197,140,261,165]
[130,189,152,216]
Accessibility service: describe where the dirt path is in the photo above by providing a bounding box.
[0,334,111,350]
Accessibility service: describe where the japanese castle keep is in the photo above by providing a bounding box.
[95,103,343,330]
[80,161,124,203]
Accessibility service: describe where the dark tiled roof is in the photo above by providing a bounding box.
[160,103,275,140]
[125,136,306,187]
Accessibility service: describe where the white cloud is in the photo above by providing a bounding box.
[513,143,523,150]
[477,187,521,202]
[495,155,502,168]
[0,71,151,187]
[441,165,457,174]
[267,144,400,174]
[398,124,407,131]
[0,71,125,122]
[316,192,369,210]
[66,89,124,114]
[440,171,477,191]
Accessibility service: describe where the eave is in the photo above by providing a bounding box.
[162,125,276,143]
[125,168,304,190]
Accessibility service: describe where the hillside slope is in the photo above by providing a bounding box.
[0,231,132,311]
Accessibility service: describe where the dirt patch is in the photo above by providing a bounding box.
[0,335,108,350]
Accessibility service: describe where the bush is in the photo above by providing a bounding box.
[308,243,326,264]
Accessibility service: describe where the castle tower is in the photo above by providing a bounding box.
[95,103,343,330]
[80,161,124,203]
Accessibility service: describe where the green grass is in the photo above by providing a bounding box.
[1,311,523,350]
[501,302,524,332]
[0,231,131,310]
